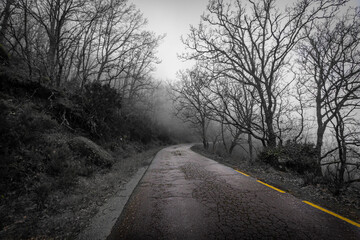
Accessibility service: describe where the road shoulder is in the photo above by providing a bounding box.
[190,144,360,224]
[76,147,161,240]
[77,166,149,240]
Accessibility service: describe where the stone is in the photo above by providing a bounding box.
[68,136,114,168]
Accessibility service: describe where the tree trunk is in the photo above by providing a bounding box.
[314,128,325,176]
[314,85,325,176]
[56,62,63,87]
[47,37,57,85]
[338,153,346,188]
[0,0,13,43]
[202,119,208,150]
[212,135,218,153]
[23,2,33,80]
[229,141,236,155]
[229,129,241,155]
[336,116,347,191]
[220,119,228,152]
[265,111,277,148]
[248,133,253,163]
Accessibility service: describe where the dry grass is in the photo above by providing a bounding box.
[0,145,163,239]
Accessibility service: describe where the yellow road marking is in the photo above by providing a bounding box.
[235,170,250,177]
[257,180,285,193]
[303,201,360,228]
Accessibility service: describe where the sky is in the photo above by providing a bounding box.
[130,0,209,81]
[131,0,360,81]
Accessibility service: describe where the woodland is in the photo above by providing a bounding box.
[172,0,360,193]
[0,0,360,238]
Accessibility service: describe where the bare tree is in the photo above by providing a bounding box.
[117,31,162,104]
[0,0,15,43]
[182,0,347,147]
[72,7,101,91]
[171,67,212,149]
[298,8,360,180]
[24,0,85,86]
[2,0,162,99]
[94,0,145,83]
[204,73,257,159]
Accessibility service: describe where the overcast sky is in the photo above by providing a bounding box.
[130,0,208,81]
[131,0,360,81]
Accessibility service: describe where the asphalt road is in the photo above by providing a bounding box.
[107,144,360,240]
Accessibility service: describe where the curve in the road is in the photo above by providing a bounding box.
[107,144,360,240]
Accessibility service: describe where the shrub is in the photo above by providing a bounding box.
[281,142,317,173]
[80,82,122,138]
[126,114,153,144]
[0,44,9,66]
[45,144,73,176]
[0,99,17,155]
[82,82,121,131]
[44,143,78,189]
[258,142,317,174]
[157,130,172,144]
[258,147,284,168]
[10,103,58,145]
[33,181,52,209]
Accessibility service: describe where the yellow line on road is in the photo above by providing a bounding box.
[235,170,250,177]
[303,201,360,228]
[257,180,285,193]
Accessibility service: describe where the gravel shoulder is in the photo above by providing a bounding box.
[191,145,360,224]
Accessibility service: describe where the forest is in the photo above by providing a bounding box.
[172,0,360,193]
[0,0,182,237]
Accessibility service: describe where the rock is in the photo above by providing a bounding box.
[68,137,114,168]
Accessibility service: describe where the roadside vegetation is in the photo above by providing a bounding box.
[1,0,359,237]
[0,0,177,238]
[173,0,360,196]
[191,144,360,224]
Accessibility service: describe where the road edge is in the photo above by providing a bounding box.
[190,144,360,227]
[77,148,162,240]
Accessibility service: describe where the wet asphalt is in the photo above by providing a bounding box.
[107,144,360,240]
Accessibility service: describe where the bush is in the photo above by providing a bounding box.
[3,102,59,146]
[0,44,9,66]
[0,99,17,155]
[126,114,153,144]
[45,143,73,176]
[80,82,122,138]
[258,147,284,168]
[258,142,317,174]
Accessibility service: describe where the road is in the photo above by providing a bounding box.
[107,144,360,240]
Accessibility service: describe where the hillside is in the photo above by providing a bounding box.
[0,68,170,238]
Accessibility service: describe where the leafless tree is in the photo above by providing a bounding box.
[94,0,142,83]
[204,73,257,159]
[0,0,15,43]
[171,66,213,149]
[23,0,85,86]
[117,31,162,104]
[182,0,347,147]
[298,8,360,181]
[1,0,162,111]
